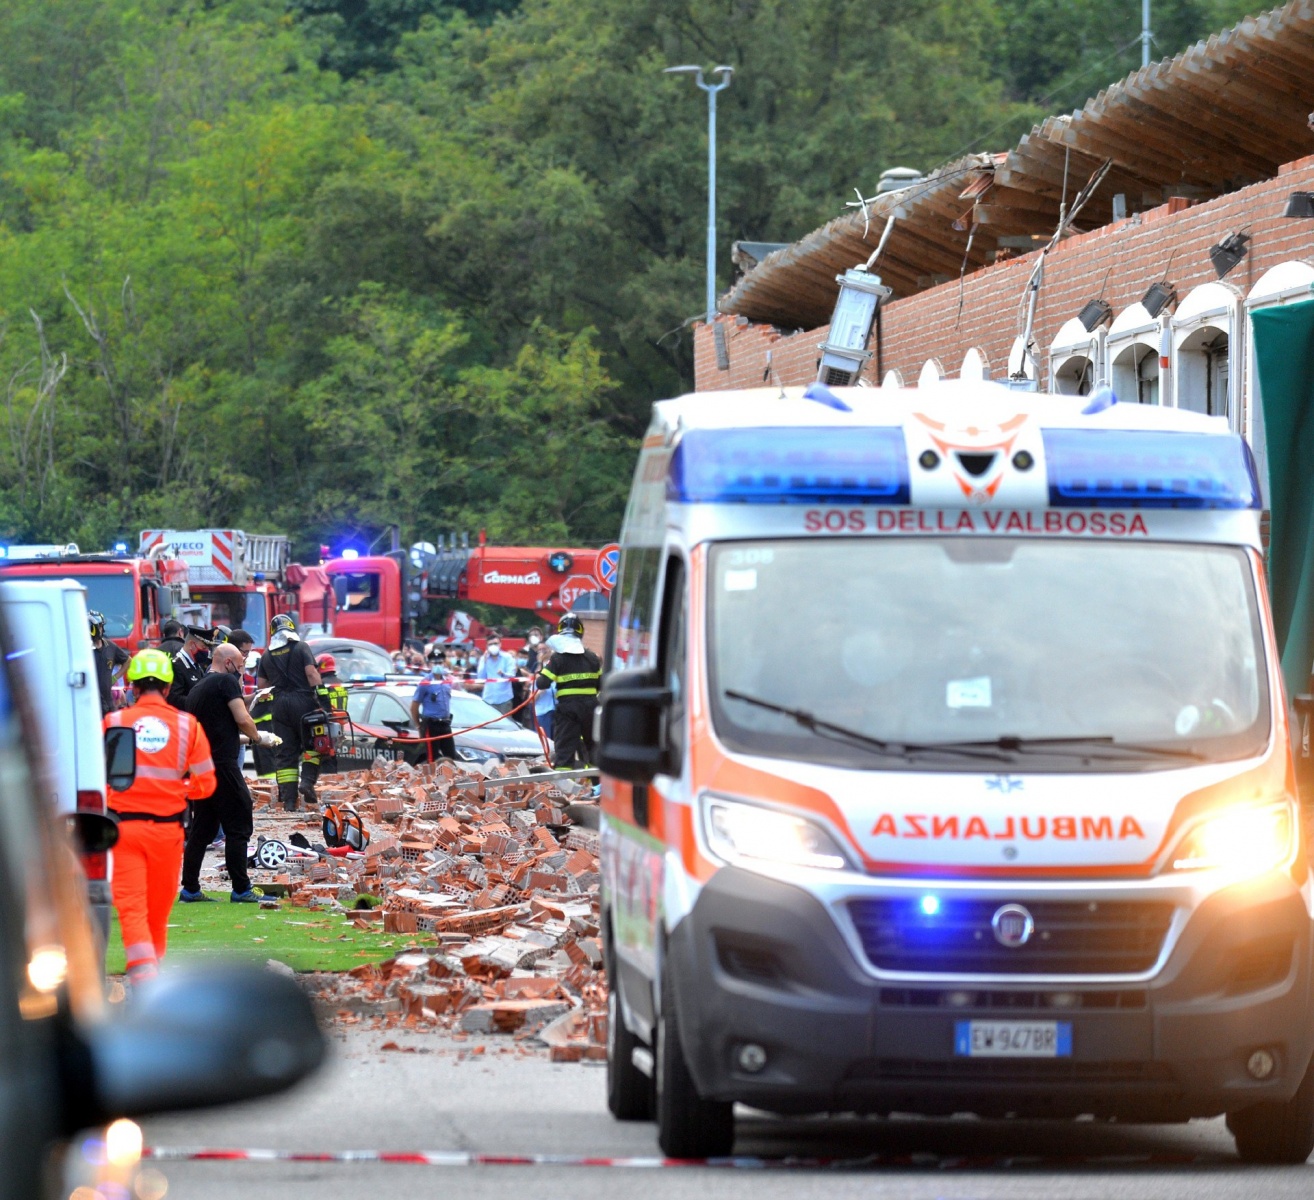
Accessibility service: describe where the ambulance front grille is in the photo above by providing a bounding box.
[848,897,1174,976]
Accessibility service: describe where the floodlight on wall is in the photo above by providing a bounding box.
[816,267,892,386]
[1141,281,1177,318]
[1284,192,1314,218]
[1076,299,1113,332]
[1209,232,1250,279]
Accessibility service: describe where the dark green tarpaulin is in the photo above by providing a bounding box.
[1254,296,1314,698]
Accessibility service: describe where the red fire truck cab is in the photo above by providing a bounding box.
[0,543,189,650]
[325,543,611,650]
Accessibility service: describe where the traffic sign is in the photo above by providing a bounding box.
[560,575,599,610]
[597,543,620,591]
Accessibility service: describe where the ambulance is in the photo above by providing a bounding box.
[596,381,1314,1162]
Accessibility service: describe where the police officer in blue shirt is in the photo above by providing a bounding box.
[410,658,457,761]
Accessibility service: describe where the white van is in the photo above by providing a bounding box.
[597,381,1314,1164]
[0,580,111,942]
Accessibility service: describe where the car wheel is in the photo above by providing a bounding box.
[607,976,654,1120]
[1228,1053,1314,1164]
[655,959,733,1158]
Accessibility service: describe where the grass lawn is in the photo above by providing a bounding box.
[105,893,403,974]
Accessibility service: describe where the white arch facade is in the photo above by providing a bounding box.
[1005,334,1038,390]
[1244,261,1314,506]
[1107,302,1169,406]
[959,347,989,381]
[881,368,904,390]
[1048,316,1104,396]
[1171,281,1241,426]
[917,358,945,388]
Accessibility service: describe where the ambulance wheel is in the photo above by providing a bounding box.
[655,963,733,1158]
[1228,1054,1314,1164]
[607,981,653,1120]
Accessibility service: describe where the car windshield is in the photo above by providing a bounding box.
[451,690,520,731]
[319,643,393,680]
[4,572,136,638]
[708,538,1269,772]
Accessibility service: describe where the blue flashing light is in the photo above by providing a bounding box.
[112,541,129,556]
[1081,385,1117,415]
[340,548,360,561]
[919,894,941,916]
[668,426,910,505]
[802,382,852,413]
[1042,429,1260,509]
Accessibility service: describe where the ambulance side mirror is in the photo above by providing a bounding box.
[104,727,137,793]
[596,668,672,784]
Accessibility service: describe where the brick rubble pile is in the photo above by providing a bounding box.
[243,757,608,1061]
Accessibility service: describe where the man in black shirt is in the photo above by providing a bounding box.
[180,644,276,903]
[257,613,322,812]
[157,619,185,657]
[90,610,130,715]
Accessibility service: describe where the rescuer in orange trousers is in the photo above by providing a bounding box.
[104,648,217,984]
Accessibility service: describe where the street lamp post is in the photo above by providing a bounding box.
[664,64,734,323]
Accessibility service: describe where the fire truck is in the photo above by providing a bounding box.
[0,543,189,650]
[325,536,617,650]
[139,529,337,648]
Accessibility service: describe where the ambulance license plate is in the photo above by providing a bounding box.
[954,1020,1072,1057]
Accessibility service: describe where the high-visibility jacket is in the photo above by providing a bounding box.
[104,692,217,816]
[537,649,602,698]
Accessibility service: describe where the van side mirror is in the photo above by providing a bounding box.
[73,964,325,1130]
[596,668,672,784]
[69,811,119,854]
[104,727,137,792]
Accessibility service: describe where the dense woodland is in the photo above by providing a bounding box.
[0,0,1260,555]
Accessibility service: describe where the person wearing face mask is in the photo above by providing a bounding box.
[179,644,278,903]
[472,636,518,715]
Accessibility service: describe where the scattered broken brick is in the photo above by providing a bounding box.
[227,756,608,1062]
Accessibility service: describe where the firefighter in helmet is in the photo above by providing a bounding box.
[536,613,601,769]
[90,609,129,715]
[300,654,348,794]
[255,614,322,811]
[103,649,217,983]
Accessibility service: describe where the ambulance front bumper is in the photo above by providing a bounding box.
[666,865,1314,1119]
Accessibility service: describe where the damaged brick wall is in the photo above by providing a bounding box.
[694,155,1314,392]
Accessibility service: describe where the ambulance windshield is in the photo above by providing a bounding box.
[708,538,1269,772]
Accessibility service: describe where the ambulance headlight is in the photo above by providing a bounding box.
[1169,801,1296,878]
[703,795,853,871]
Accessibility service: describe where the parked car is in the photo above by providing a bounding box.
[0,600,324,1199]
[0,579,113,951]
[305,635,399,681]
[335,684,549,769]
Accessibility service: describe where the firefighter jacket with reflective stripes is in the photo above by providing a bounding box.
[318,680,348,714]
[104,692,217,815]
[537,649,602,698]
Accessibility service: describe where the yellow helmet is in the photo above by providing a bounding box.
[127,648,174,685]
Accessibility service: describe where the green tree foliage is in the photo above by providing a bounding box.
[0,0,1273,561]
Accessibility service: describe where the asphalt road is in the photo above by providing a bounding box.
[143,1026,1314,1200]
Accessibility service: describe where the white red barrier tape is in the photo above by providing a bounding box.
[143,1147,1205,1169]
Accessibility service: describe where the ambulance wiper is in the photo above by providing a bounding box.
[722,691,1012,762]
[932,735,1209,762]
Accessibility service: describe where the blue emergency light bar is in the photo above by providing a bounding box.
[667,427,910,505]
[1041,429,1261,509]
